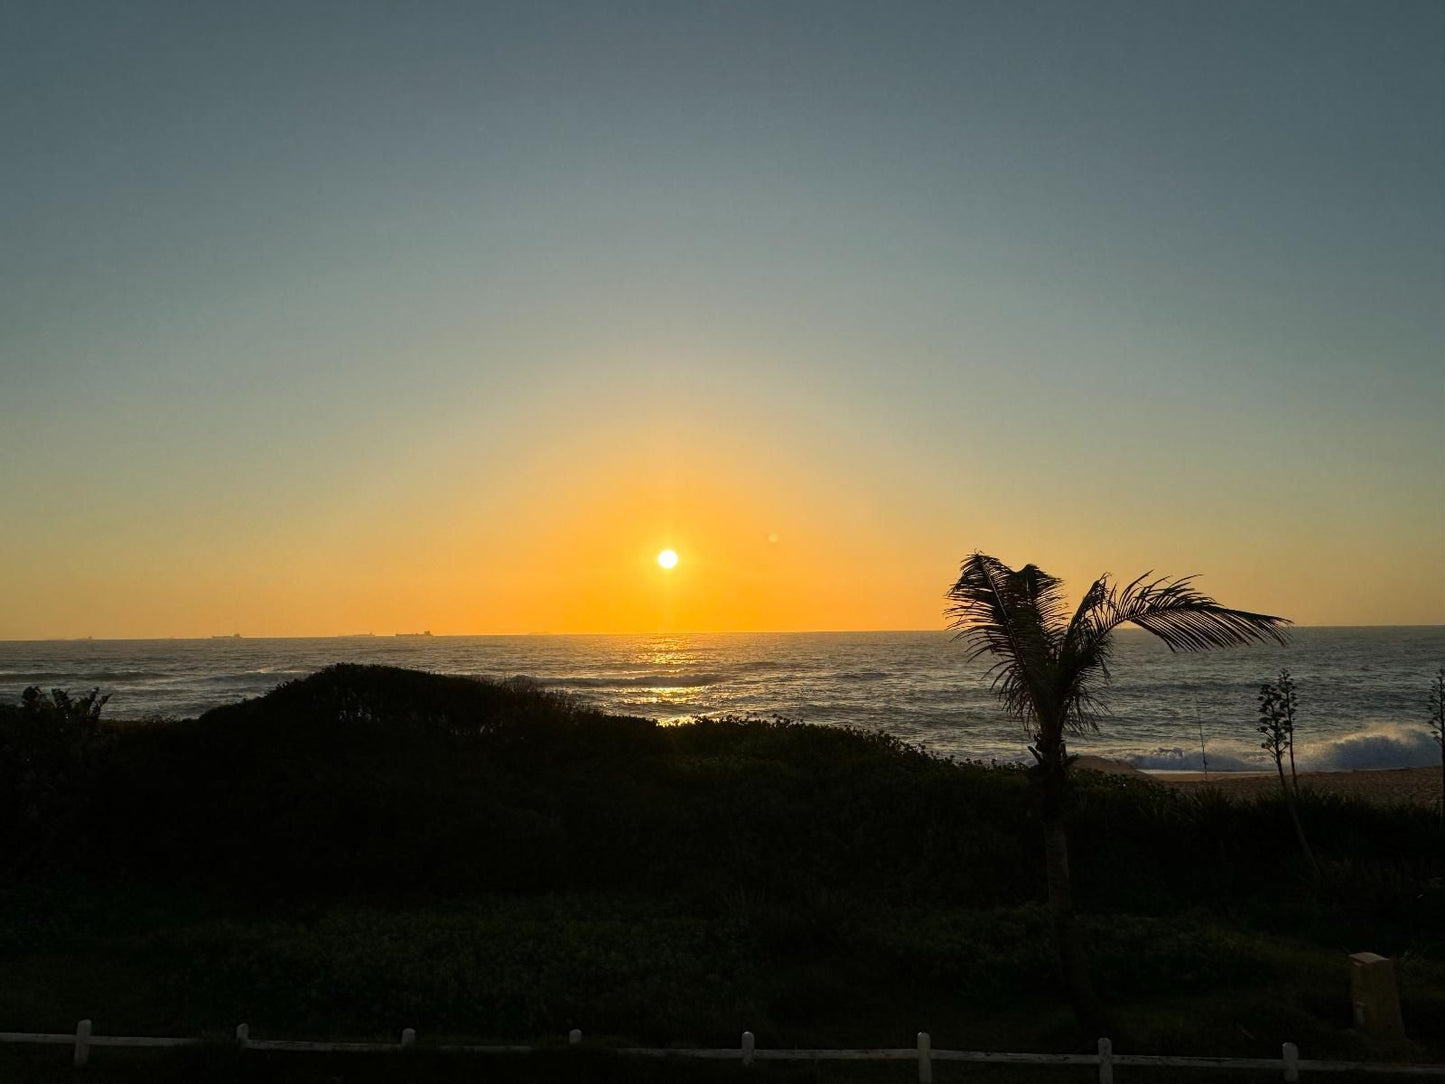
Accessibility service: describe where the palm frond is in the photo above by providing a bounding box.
[945,553,1065,730]
[1090,573,1291,652]
[947,554,1289,755]
[1055,577,1115,734]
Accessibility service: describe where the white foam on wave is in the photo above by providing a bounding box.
[1118,720,1439,773]
[1295,720,1439,771]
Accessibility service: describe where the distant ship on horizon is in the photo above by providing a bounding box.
[395,630,433,638]
[211,633,242,639]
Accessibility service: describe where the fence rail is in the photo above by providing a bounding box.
[3,1021,1443,1079]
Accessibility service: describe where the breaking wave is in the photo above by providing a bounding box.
[1122,721,1440,773]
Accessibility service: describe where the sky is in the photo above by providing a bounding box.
[1,1,1442,638]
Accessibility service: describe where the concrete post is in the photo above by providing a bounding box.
[1350,952,1405,1040]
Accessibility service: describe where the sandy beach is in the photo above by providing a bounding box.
[1156,765,1442,807]
[1071,756,1442,807]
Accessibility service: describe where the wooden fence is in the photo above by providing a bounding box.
[3,1022,1443,1079]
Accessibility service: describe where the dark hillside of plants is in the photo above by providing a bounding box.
[68,665,1038,905]
[2,665,1442,1059]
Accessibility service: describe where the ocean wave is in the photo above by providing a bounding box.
[0,670,169,684]
[731,659,786,674]
[551,672,724,690]
[1120,721,1440,773]
[1295,722,1439,771]
[207,671,312,686]
[1124,747,1261,772]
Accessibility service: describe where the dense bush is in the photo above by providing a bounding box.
[160,896,753,1039]
[0,686,109,874]
[7,664,1443,941]
[3,666,1443,1053]
[0,667,1427,936]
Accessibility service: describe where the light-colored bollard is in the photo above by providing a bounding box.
[401,1027,416,1049]
[73,1019,92,1068]
[1282,1041,1299,1082]
[569,1028,582,1045]
[236,1023,249,1050]
[741,1030,755,1068]
[1097,1037,1113,1084]
[1350,952,1405,1040]
[917,1031,932,1084]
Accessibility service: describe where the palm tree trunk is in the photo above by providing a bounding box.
[1038,747,1107,1035]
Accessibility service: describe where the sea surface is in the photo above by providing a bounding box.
[1,628,1441,771]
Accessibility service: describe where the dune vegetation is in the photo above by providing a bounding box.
[1,664,1442,1079]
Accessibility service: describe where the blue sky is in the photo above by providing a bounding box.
[2,1,1441,636]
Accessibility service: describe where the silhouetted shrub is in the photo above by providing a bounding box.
[5,665,1436,953]
[0,686,109,873]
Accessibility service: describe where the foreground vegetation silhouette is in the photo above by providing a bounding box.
[945,553,1290,1031]
[1,665,1441,1066]
[1258,669,1318,879]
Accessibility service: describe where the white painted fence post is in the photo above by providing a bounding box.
[569,1028,582,1045]
[1283,1041,1299,1081]
[236,1023,249,1051]
[401,1027,416,1049]
[1098,1037,1113,1084]
[73,1019,92,1067]
[917,1031,933,1083]
[741,1030,755,1068]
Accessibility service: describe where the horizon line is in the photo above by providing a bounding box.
[3,622,1444,644]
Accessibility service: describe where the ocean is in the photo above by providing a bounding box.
[1,628,1441,772]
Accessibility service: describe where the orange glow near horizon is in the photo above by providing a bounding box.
[1,386,1441,640]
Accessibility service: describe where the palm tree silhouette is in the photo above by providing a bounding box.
[945,552,1289,1031]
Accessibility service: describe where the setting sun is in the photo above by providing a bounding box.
[656,549,679,570]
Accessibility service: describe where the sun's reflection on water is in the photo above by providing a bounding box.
[635,634,696,670]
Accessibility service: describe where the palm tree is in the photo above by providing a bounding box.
[945,552,1289,1031]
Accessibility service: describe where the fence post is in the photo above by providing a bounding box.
[1349,953,1405,1040]
[741,1030,755,1068]
[401,1027,416,1050]
[236,1023,249,1051]
[917,1031,933,1083]
[1098,1037,1113,1084]
[1283,1041,1299,1082]
[569,1029,582,1045]
[73,1019,92,1068]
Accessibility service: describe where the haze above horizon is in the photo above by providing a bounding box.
[5,623,1445,647]
[2,1,1441,639]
